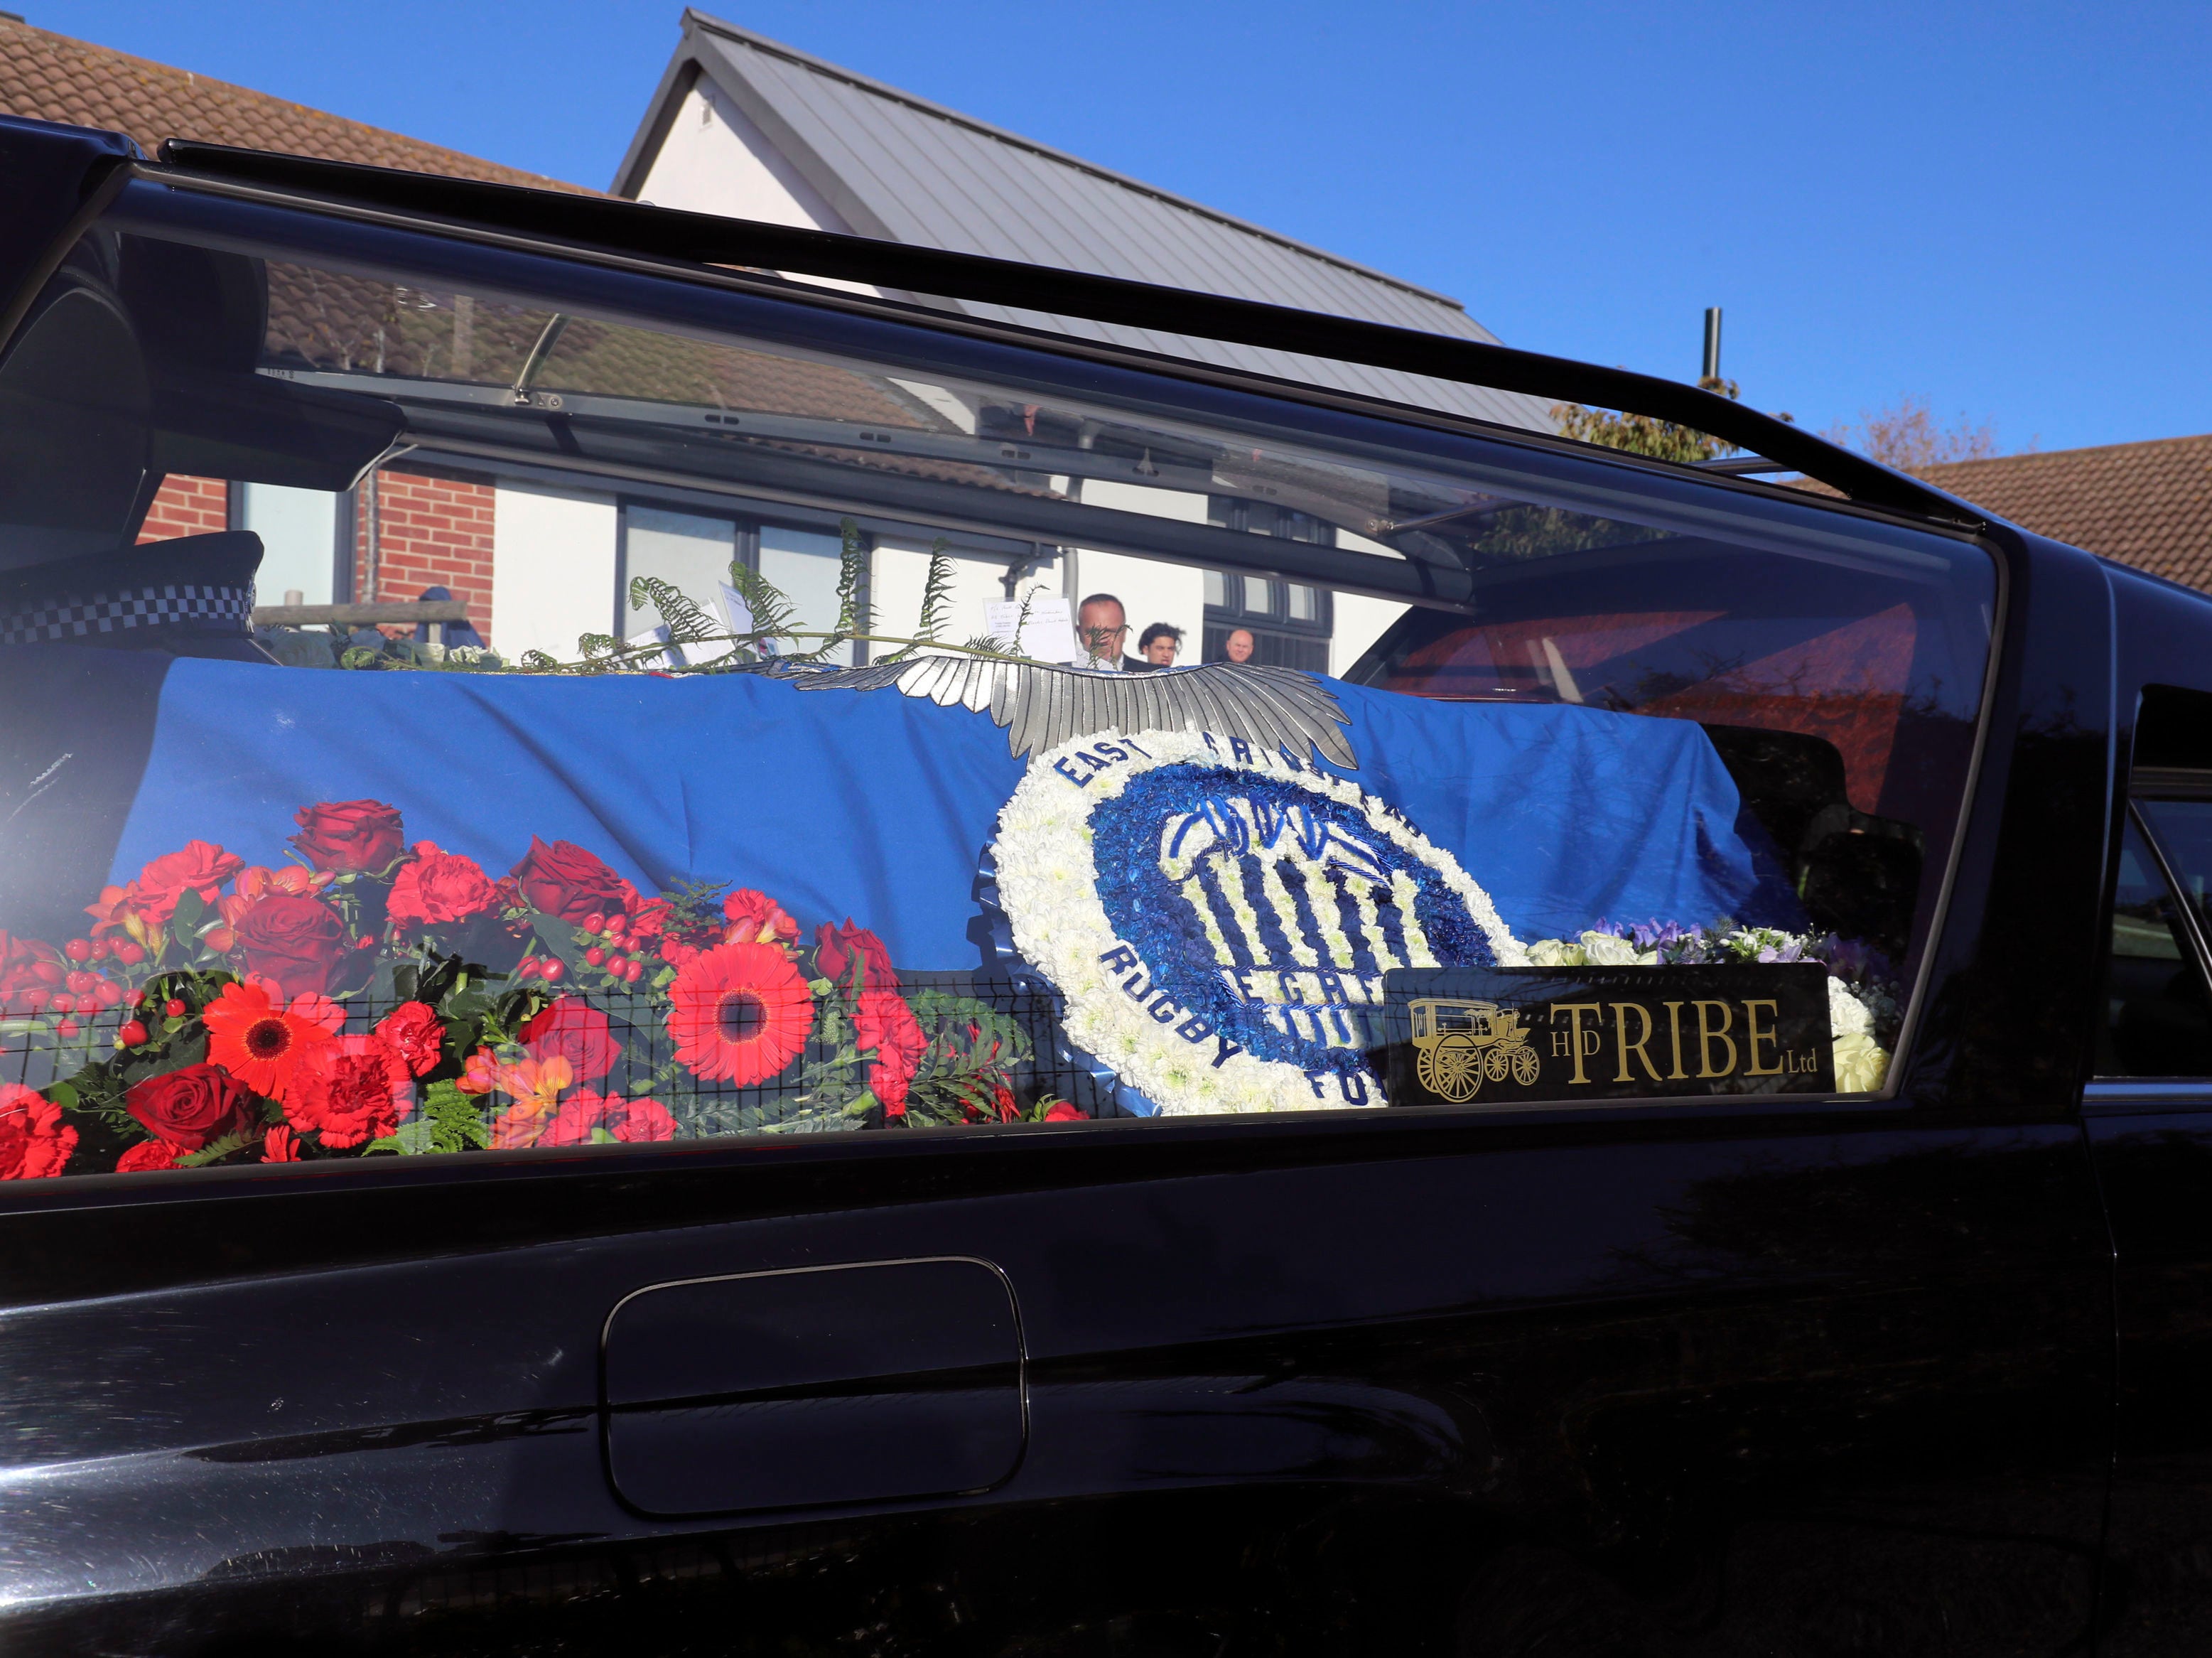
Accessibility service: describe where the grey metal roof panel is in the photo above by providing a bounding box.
[646,12,1554,433]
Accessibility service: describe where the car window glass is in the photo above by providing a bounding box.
[0,184,2000,1184]
[2097,813,2212,1077]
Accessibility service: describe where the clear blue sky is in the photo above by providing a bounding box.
[28,0,2211,454]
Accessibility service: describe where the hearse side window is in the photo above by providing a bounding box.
[0,186,1999,1185]
[2095,812,2212,1078]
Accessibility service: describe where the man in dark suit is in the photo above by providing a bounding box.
[1076,593,1149,673]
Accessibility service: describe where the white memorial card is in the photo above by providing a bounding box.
[983,594,1082,664]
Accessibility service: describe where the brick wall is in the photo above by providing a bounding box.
[135,474,228,542]
[357,464,496,640]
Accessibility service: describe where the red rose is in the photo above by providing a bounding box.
[262,1125,301,1163]
[126,1062,255,1151]
[288,1033,411,1148]
[1042,1101,1085,1122]
[116,1139,179,1173]
[233,893,348,999]
[134,840,245,922]
[509,837,637,925]
[723,889,799,949]
[374,1001,445,1078]
[207,866,333,952]
[0,1083,74,1178]
[816,920,897,993]
[628,898,670,940]
[0,932,64,1014]
[387,841,498,930]
[519,997,618,1082]
[289,800,405,875]
[856,986,927,1112]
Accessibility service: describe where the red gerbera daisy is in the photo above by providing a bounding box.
[204,978,341,1102]
[667,942,811,1085]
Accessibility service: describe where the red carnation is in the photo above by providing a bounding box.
[723,889,799,949]
[520,997,618,1082]
[388,841,498,930]
[116,1139,180,1173]
[1042,1101,1085,1122]
[126,1062,255,1151]
[541,1090,676,1146]
[374,1001,445,1078]
[290,800,405,876]
[233,893,348,999]
[816,920,897,993]
[0,932,65,1014]
[0,1084,74,1179]
[509,836,638,925]
[856,986,927,1114]
[288,1033,411,1149]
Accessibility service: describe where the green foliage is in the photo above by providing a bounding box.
[1552,376,1744,465]
[628,575,721,647]
[657,876,732,944]
[893,990,1035,1127]
[368,1080,492,1156]
[829,517,871,650]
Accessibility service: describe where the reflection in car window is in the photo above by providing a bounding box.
[0,183,2000,1181]
[2097,814,2212,1077]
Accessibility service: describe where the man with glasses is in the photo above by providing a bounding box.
[1077,593,1149,672]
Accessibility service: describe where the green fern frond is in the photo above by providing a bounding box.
[723,559,799,645]
[629,576,720,645]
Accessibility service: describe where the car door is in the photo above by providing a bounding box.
[0,126,2117,1658]
[2081,674,2212,1657]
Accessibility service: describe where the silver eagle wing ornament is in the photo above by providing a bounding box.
[771,657,1357,769]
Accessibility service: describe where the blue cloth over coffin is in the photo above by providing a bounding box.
[105,661,1801,965]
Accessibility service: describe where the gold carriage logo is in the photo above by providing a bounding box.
[1377,963,1836,1106]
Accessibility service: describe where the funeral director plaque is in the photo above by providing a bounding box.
[1375,964,1836,1107]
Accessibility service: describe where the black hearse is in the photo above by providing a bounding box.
[1,114,2211,1657]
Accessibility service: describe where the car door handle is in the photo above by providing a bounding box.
[600,1257,1026,1518]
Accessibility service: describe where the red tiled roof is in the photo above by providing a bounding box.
[1912,435,2212,591]
[1789,433,2212,593]
[0,16,590,193]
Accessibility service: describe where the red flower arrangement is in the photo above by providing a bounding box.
[1,795,1072,1179]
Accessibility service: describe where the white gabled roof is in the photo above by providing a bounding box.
[615,10,1554,432]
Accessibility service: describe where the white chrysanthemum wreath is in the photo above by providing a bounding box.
[991,728,1523,1116]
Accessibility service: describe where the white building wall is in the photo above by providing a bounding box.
[631,80,880,298]
[490,483,618,662]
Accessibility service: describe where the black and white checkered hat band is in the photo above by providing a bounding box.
[0,583,254,646]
